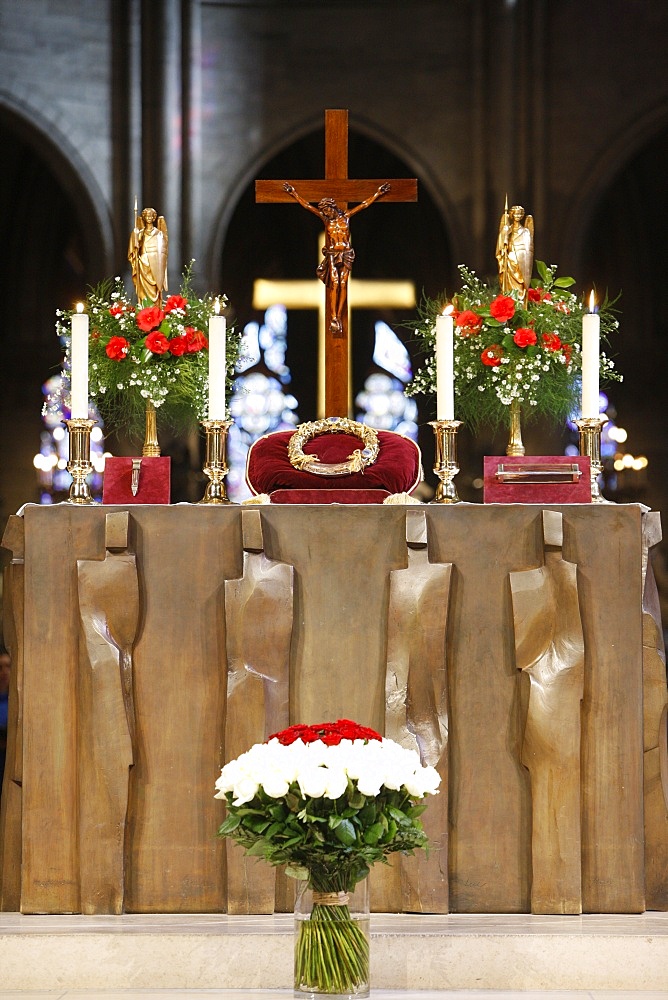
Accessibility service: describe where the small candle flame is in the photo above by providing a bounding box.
[214,298,221,315]
[76,302,84,314]
[442,304,454,316]
[588,290,596,313]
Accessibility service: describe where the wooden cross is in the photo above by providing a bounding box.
[255,109,417,417]
[253,235,416,417]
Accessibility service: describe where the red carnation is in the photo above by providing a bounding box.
[513,327,537,348]
[562,344,572,363]
[185,327,208,353]
[455,309,483,334]
[527,288,544,303]
[145,330,170,355]
[489,295,516,323]
[542,332,562,351]
[105,335,129,360]
[481,345,503,367]
[168,335,189,356]
[136,306,165,332]
[109,303,132,318]
[164,294,188,314]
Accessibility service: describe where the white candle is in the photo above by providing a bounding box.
[581,291,600,418]
[208,301,227,420]
[70,303,89,419]
[436,306,455,420]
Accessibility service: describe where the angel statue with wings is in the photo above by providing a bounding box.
[496,201,534,304]
[128,206,169,306]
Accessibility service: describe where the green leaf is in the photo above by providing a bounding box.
[347,790,366,810]
[334,819,357,846]
[357,803,376,826]
[536,260,549,282]
[217,813,241,836]
[554,276,576,288]
[281,835,304,848]
[243,816,270,834]
[501,334,515,350]
[285,865,309,881]
[363,822,384,846]
[387,805,411,826]
[246,839,270,856]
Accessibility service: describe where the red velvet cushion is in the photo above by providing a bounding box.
[246,430,421,497]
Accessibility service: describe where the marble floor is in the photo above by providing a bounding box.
[2,912,668,996]
[2,991,668,999]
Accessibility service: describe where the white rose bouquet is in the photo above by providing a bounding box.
[215,718,440,996]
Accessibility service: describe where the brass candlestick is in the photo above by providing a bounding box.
[199,419,234,504]
[65,418,97,504]
[429,419,463,503]
[576,415,609,504]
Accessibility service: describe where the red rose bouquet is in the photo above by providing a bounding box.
[215,719,440,997]
[408,261,621,432]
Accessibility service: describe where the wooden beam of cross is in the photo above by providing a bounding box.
[255,109,417,417]
[254,235,416,417]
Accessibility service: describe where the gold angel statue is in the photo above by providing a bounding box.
[128,206,169,306]
[496,201,534,303]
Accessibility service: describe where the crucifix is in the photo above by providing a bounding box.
[253,233,416,417]
[255,109,418,417]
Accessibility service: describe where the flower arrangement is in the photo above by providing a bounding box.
[50,262,242,437]
[407,261,621,431]
[215,718,440,996]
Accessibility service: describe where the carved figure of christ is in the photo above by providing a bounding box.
[255,109,417,417]
[253,232,416,417]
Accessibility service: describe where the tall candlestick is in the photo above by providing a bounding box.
[581,291,600,418]
[208,301,227,420]
[70,302,89,419]
[436,306,455,420]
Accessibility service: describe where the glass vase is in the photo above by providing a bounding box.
[294,876,370,999]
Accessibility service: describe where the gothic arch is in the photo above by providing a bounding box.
[560,100,668,273]
[0,93,113,277]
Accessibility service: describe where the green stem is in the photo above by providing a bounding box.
[295,903,369,994]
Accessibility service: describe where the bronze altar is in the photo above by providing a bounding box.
[0,502,666,915]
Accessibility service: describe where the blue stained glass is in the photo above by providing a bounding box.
[226,305,298,502]
[356,323,418,441]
